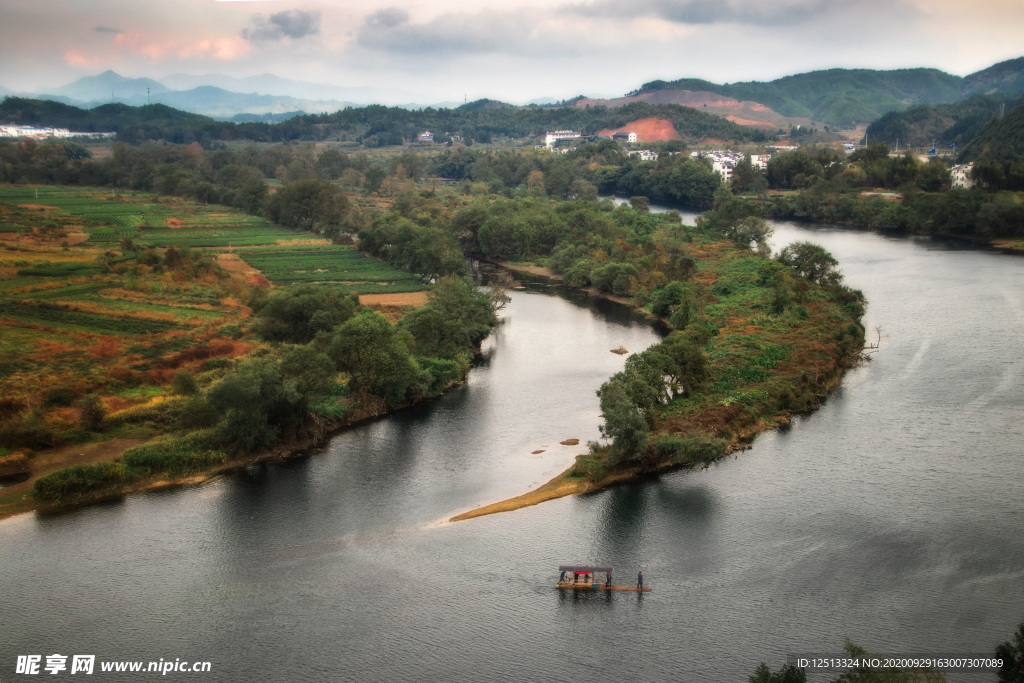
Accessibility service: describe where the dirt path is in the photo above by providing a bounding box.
[0,438,145,518]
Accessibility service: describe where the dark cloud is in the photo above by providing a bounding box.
[356,9,579,57]
[242,10,321,42]
[93,26,123,34]
[365,8,409,29]
[571,0,857,26]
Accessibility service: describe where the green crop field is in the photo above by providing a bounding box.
[0,186,296,248]
[0,300,182,335]
[235,245,426,293]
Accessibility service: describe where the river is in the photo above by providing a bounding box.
[1,216,1022,682]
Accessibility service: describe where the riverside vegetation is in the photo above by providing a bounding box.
[1,139,864,516]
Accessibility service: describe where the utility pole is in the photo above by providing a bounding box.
[147,87,151,105]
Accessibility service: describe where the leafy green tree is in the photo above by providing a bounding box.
[78,394,107,431]
[597,378,649,465]
[207,358,301,452]
[996,620,1024,683]
[265,178,349,235]
[327,309,429,408]
[749,663,806,683]
[401,276,495,359]
[776,242,843,286]
[722,216,774,253]
[255,286,357,344]
[732,154,768,196]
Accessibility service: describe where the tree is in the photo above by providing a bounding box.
[749,663,806,683]
[731,154,769,197]
[776,241,843,287]
[722,216,774,253]
[401,276,496,359]
[597,378,649,465]
[207,358,300,452]
[255,286,357,344]
[327,309,429,409]
[996,620,1024,683]
[264,178,349,235]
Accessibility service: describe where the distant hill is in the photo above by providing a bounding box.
[959,102,1024,163]
[0,97,766,147]
[963,57,1024,96]
[630,60,1024,128]
[47,70,170,104]
[0,97,209,132]
[159,72,426,105]
[24,71,442,119]
[458,99,514,111]
[865,94,1024,149]
[228,111,308,124]
[577,90,799,129]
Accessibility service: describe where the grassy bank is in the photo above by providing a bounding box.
[451,231,865,521]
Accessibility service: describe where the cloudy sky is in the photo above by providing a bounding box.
[2,0,1023,103]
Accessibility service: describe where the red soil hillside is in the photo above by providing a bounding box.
[579,90,808,129]
[598,118,680,142]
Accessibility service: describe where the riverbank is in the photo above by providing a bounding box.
[451,255,860,522]
[0,370,475,520]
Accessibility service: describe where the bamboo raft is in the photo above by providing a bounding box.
[557,564,651,592]
[557,581,651,593]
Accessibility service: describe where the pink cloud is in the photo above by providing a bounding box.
[113,31,251,61]
[64,49,102,68]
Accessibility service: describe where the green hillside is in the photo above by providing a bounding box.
[632,61,1024,128]
[960,102,1024,163]
[0,97,210,132]
[865,94,1024,148]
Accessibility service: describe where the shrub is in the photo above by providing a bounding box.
[33,462,128,504]
[106,396,190,427]
[121,431,226,477]
[77,395,107,431]
[0,413,59,449]
[420,357,463,392]
[567,453,608,481]
[170,371,199,396]
[204,357,232,371]
[44,386,82,407]
[174,396,219,430]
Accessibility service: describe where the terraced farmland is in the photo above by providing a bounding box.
[235,245,425,293]
[0,186,296,247]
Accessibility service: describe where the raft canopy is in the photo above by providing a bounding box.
[559,565,612,573]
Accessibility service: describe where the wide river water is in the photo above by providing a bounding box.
[2,216,1023,682]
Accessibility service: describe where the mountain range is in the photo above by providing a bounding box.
[627,57,1024,129]
[3,57,1024,133]
[2,70,457,120]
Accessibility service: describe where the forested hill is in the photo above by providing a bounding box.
[959,102,1024,163]
[864,94,1024,149]
[631,58,1024,128]
[0,97,208,132]
[0,97,769,146]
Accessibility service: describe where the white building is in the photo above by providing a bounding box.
[0,125,108,139]
[545,130,581,148]
[950,163,974,189]
[628,150,658,161]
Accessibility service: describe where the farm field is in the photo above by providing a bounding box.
[0,186,426,294]
[0,183,428,411]
[0,186,297,246]
[0,195,252,406]
[235,245,425,292]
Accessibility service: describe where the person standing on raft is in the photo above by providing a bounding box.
[637,571,643,590]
